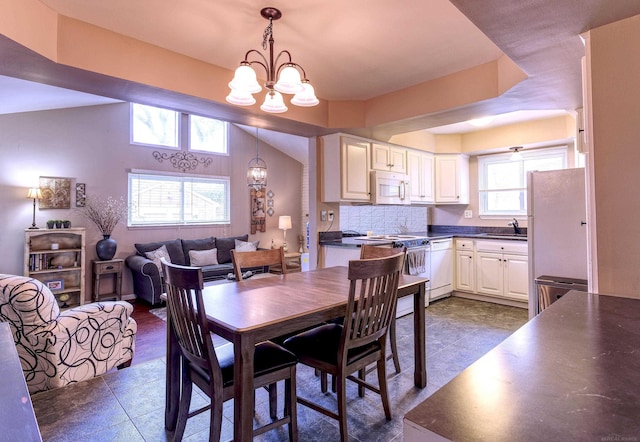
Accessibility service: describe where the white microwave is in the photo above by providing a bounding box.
[370,170,410,205]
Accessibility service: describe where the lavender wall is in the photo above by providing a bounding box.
[0,102,303,300]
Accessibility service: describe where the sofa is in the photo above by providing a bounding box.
[126,234,253,305]
[0,274,136,394]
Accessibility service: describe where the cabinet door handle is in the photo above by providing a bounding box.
[106,265,114,270]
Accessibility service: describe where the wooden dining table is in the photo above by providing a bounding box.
[164,265,428,441]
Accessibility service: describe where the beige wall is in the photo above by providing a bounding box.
[589,14,640,297]
[0,103,302,300]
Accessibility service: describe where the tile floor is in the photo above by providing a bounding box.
[31,297,528,441]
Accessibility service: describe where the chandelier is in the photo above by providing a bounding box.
[248,127,267,189]
[226,7,319,114]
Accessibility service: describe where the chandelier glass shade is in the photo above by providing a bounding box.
[226,7,318,113]
[248,127,267,190]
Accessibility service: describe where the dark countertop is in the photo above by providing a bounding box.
[320,231,527,248]
[403,291,640,441]
[0,323,42,441]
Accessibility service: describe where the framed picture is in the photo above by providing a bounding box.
[39,176,72,209]
[45,279,64,291]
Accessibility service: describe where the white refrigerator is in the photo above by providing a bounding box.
[527,168,588,316]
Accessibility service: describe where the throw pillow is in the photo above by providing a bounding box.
[188,248,219,266]
[145,245,172,274]
[235,239,260,252]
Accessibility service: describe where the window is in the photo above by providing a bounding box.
[478,147,567,217]
[189,115,228,154]
[128,171,230,226]
[131,103,179,148]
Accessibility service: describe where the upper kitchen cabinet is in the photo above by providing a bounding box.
[407,150,434,204]
[371,143,407,174]
[321,134,371,202]
[435,154,469,204]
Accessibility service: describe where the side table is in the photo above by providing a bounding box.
[92,259,124,302]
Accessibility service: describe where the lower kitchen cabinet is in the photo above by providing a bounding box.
[475,240,528,302]
[455,240,475,292]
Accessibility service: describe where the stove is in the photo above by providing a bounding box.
[390,236,430,249]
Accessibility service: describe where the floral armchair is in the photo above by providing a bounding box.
[0,274,137,394]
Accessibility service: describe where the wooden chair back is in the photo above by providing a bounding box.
[231,247,287,281]
[341,253,405,357]
[360,244,406,263]
[161,261,223,384]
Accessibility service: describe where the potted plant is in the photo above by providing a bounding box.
[62,220,71,228]
[46,220,55,229]
[54,220,62,229]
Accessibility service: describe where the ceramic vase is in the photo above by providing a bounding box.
[96,235,117,260]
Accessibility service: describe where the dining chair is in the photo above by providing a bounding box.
[231,247,287,281]
[161,261,298,442]
[359,245,406,373]
[283,253,405,442]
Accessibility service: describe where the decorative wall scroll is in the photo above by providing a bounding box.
[250,187,266,234]
[152,151,213,172]
[266,189,275,217]
[39,176,71,209]
[75,183,86,207]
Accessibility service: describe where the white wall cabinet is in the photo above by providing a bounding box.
[371,143,406,174]
[454,239,475,292]
[321,134,371,202]
[435,154,469,204]
[475,240,528,302]
[407,150,434,204]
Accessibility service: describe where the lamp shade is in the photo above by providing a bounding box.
[260,90,288,113]
[278,215,292,230]
[274,64,304,94]
[291,80,319,107]
[27,188,42,199]
[228,63,262,94]
[226,88,257,106]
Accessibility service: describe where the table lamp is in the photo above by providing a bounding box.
[278,215,292,252]
[27,187,43,229]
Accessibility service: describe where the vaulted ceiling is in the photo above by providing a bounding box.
[2,0,640,139]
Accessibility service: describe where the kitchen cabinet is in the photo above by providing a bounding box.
[430,239,453,300]
[321,134,371,202]
[372,143,407,174]
[434,154,469,204]
[454,239,475,292]
[475,240,528,302]
[407,150,434,204]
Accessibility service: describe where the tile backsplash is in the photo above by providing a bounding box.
[339,205,429,234]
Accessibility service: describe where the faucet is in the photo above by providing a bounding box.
[509,218,521,234]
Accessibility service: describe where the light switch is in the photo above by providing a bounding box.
[320,210,327,222]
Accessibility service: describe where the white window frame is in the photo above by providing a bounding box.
[478,147,568,218]
[130,103,180,149]
[188,114,229,155]
[128,170,230,227]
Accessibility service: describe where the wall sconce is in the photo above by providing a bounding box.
[279,215,292,252]
[26,187,43,229]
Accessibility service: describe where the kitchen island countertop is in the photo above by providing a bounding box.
[403,290,640,441]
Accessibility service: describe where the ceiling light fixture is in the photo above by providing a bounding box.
[509,146,523,161]
[468,116,495,127]
[226,7,319,113]
[248,127,267,190]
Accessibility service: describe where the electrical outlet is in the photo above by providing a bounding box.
[328,210,334,222]
[320,210,327,222]
[464,210,473,219]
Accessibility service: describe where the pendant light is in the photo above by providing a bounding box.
[226,7,318,114]
[247,127,267,190]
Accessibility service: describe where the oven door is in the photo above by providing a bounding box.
[397,246,431,317]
